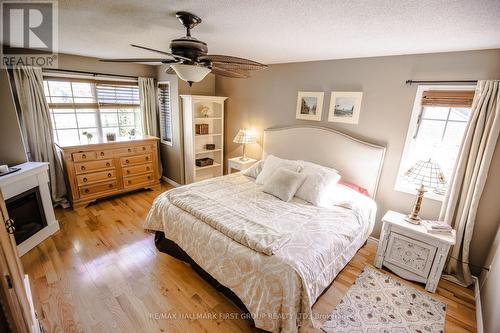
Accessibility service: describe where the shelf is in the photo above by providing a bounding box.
[196,149,222,155]
[194,117,222,120]
[195,162,221,170]
[195,133,222,137]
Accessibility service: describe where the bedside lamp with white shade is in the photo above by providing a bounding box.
[404,159,446,224]
[233,129,257,161]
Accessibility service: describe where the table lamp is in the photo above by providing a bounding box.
[233,129,256,161]
[404,159,446,224]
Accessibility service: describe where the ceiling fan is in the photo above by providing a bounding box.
[100,11,268,86]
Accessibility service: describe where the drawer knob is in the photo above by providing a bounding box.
[83,177,88,182]
[106,162,110,167]
[84,188,89,193]
[100,152,105,156]
[109,184,113,188]
[147,176,151,180]
[82,154,86,159]
[127,170,131,174]
[142,147,146,151]
[107,173,112,178]
[146,166,150,171]
[125,159,130,164]
[145,156,149,161]
[128,148,132,152]
[81,166,86,171]
[128,180,132,184]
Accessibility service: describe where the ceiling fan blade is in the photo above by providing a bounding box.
[165,66,176,75]
[210,61,266,71]
[100,58,177,63]
[211,66,250,78]
[130,44,191,61]
[200,54,267,68]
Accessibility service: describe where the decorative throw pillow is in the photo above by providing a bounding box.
[242,160,264,178]
[263,168,307,202]
[255,155,302,185]
[295,162,341,207]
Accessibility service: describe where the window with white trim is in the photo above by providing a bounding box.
[158,82,172,145]
[395,85,476,200]
[43,78,142,146]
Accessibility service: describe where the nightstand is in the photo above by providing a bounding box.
[227,157,258,174]
[374,210,455,293]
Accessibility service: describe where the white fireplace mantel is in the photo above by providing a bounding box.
[0,162,59,256]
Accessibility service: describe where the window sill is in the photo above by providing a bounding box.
[394,183,445,202]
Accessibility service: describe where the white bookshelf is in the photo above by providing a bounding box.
[181,95,227,184]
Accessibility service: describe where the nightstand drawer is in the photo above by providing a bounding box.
[385,232,437,278]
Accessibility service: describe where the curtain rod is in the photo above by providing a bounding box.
[406,79,477,85]
[42,68,138,79]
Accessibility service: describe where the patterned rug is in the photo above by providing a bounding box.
[321,266,447,333]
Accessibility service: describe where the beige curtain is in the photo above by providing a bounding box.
[12,67,67,202]
[139,77,162,176]
[440,80,500,286]
[139,77,159,136]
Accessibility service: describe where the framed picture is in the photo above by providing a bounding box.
[328,92,363,124]
[295,91,324,121]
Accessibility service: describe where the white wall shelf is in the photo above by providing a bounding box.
[181,95,227,184]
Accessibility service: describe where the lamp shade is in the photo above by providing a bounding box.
[404,159,446,189]
[233,129,257,144]
[170,64,211,83]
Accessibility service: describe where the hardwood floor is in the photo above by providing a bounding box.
[21,183,477,332]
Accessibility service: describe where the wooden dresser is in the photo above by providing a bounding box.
[57,136,160,208]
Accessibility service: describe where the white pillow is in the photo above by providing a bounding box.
[242,160,264,178]
[255,155,302,185]
[263,168,307,202]
[295,162,341,207]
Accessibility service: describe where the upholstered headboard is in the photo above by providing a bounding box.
[263,125,386,198]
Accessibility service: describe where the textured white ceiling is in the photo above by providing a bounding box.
[57,0,500,64]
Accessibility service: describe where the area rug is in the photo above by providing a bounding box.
[321,266,446,333]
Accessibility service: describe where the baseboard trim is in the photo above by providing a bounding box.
[162,176,181,187]
[472,275,483,333]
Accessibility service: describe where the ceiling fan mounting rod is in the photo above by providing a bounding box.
[176,11,202,38]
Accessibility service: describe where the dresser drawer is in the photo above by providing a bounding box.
[135,145,152,153]
[75,159,114,174]
[95,149,113,159]
[72,151,97,162]
[123,163,153,177]
[76,170,116,186]
[120,153,152,166]
[123,173,154,188]
[79,180,119,197]
[385,232,437,278]
[113,147,136,156]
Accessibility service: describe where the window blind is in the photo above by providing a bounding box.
[96,83,140,107]
[158,83,172,144]
[421,90,475,107]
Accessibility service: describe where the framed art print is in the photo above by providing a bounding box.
[296,91,324,121]
[328,92,363,124]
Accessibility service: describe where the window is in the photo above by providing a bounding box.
[43,78,142,145]
[158,82,172,145]
[396,86,476,200]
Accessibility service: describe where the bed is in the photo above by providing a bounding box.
[144,125,386,332]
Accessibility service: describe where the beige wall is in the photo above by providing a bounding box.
[216,49,500,274]
[156,66,215,184]
[480,227,500,333]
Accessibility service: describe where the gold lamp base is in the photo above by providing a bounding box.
[405,184,426,225]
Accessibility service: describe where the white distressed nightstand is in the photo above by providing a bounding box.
[374,210,455,293]
[227,157,258,174]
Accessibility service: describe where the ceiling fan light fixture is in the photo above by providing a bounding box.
[169,63,211,85]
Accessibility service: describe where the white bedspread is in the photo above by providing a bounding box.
[144,173,376,333]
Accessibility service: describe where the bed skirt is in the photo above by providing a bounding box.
[154,231,252,317]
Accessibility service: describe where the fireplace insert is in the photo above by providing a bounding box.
[6,187,47,245]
